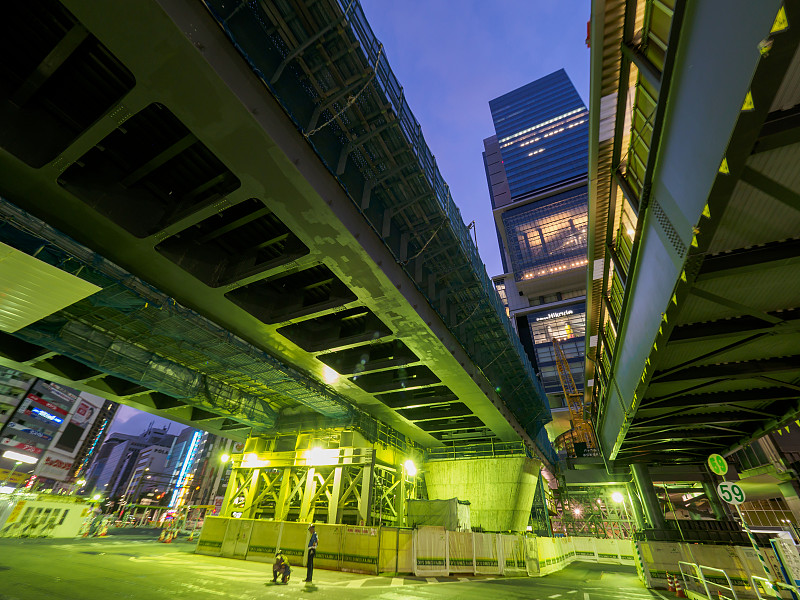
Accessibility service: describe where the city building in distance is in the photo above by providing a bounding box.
[483,69,589,441]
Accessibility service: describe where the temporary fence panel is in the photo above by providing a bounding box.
[314,523,344,571]
[0,498,89,539]
[397,528,414,573]
[378,526,399,573]
[414,526,449,576]
[221,518,254,559]
[474,532,501,575]
[525,535,540,576]
[245,520,283,563]
[502,534,528,575]
[448,530,475,573]
[279,521,310,567]
[637,540,691,588]
[341,525,380,574]
[574,536,599,561]
[197,516,230,556]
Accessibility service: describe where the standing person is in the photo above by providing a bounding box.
[303,524,318,583]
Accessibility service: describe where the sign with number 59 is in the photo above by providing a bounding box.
[716,481,746,505]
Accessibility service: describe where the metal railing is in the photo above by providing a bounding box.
[752,575,796,600]
[679,561,739,600]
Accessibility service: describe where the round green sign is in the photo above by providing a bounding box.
[708,453,728,475]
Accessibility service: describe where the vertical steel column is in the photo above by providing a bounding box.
[275,467,292,521]
[328,466,343,525]
[630,463,665,529]
[702,479,726,520]
[626,482,646,530]
[300,467,316,522]
[242,469,261,518]
[359,453,375,524]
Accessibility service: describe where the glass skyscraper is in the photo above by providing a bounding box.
[484,69,588,407]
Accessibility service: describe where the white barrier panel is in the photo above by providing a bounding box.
[198,518,640,579]
[196,516,230,556]
[245,520,283,563]
[0,496,89,539]
[341,525,379,574]
[474,532,501,575]
[414,526,448,576]
[448,530,474,573]
[502,534,528,575]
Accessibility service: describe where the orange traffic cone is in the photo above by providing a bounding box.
[188,529,196,541]
[667,574,675,592]
[165,530,173,543]
[158,529,166,542]
[675,577,686,598]
[98,521,108,537]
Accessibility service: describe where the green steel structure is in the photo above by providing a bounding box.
[0,0,553,465]
[587,0,800,463]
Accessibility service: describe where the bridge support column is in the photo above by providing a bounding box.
[630,463,665,529]
[424,455,541,532]
[702,478,726,520]
[626,482,646,530]
[778,481,800,522]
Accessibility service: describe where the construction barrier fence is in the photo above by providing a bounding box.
[637,540,785,593]
[196,517,635,576]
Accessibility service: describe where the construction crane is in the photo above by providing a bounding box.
[552,337,596,453]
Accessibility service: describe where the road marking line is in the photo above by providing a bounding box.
[653,592,670,600]
[426,577,439,583]
[568,591,578,595]
[391,577,403,587]
[458,577,470,582]
[346,579,367,588]
[550,595,562,598]
[585,592,590,600]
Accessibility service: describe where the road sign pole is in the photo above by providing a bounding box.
[734,503,773,580]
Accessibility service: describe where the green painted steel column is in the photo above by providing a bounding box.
[630,463,665,529]
[702,479,726,520]
[626,482,646,530]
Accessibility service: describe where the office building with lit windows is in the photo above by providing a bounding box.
[483,69,588,421]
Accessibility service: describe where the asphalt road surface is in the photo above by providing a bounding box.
[0,533,667,600]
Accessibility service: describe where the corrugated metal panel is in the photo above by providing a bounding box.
[709,179,800,252]
[771,42,800,111]
[746,142,800,192]
[677,263,800,324]
[0,242,99,333]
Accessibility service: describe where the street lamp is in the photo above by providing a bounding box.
[612,492,625,503]
[220,454,230,464]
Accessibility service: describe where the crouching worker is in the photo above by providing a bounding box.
[272,551,291,584]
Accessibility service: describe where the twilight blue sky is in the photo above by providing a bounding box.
[108,404,189,436]
[360,0,591,277]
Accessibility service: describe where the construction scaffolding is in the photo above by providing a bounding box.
[552,337,596,455]
[550,486,634,539]
[219,432,419,526]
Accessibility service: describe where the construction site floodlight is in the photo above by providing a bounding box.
[2,451,37,464]
[611,492,625,503]
[92,494,102,501]
[322,365,339,384]
[404,459,417,477]
[306,447,338,466]
[573,506,581,516]
[220,453,230,463]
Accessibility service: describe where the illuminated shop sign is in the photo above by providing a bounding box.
[535,309,574,322]
[28,407,64,424]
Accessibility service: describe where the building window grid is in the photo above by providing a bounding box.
[503,194,588,282]
[530,311,586,346]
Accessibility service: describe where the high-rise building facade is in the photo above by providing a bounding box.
[484,70,588,423]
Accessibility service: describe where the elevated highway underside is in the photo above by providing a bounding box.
[589,0,800,465]
[0,0,552,462]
